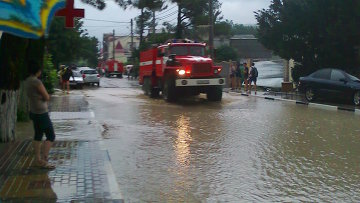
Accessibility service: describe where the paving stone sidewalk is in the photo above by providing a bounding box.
[0,93,123,202]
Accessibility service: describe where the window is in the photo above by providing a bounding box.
[346,73,359,81]
[83,70,97,74]
[311,69,331,80]
[170,46,188,56]
[73,71,82,77]
[189,46,205,56]
[330,70,346,81]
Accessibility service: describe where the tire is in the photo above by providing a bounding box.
[305,87,315,102]
[143,77,160,98]
[207,86,223,102]
[143,77,151,95]
[353,91,360,106]
[77,84,83,89]
[163,76,177,102]
[151,88,160,98]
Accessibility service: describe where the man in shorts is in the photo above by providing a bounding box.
[243,62,249,93]
[249,62,258,94]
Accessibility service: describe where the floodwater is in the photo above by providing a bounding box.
[86,78,360,202]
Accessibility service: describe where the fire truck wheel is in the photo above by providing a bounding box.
[151,88,160,98]
[163,76,177,102]
[207,86,223,102]
[143,77,151,95]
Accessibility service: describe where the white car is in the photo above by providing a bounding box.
[69,71,84,89]
[77,67,100,86]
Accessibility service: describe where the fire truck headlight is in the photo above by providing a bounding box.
[219,79,225,84]
[178,70,186,75]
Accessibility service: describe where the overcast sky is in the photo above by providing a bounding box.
[75,0,271,41]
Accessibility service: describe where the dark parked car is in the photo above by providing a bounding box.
[299,68,360,105]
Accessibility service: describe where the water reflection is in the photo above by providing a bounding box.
[255,104,360,202]
[175,115,192,167]
[98,83,360,202]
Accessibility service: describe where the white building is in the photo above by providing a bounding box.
[103,34,140,63]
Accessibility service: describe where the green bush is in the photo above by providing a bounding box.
[42,53,57,94]
[214,45,238,62]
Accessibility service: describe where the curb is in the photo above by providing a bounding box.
[235,92,360,115]
[337,106,355,112]
[308,102,337,111]
[264,97,275,100]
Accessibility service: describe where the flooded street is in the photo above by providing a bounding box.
[84,78,360,202]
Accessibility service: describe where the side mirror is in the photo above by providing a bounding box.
[169,54,176,60]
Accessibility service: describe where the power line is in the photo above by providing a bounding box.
[83,25,129,27]
[156,5,177,17]
[163,17,177,24]
[156,10,178,21]
[82,18,129,24]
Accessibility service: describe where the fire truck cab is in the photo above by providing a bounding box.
[139,39,225,102]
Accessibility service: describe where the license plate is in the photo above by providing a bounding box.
[197,80,210,84]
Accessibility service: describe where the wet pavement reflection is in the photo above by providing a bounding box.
[86,78,360,202]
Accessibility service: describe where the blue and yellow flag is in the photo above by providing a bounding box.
[0,0,66,39]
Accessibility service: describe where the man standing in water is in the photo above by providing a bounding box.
[25,61,56,169]
[243,62,249,93]
[249,62,259,94]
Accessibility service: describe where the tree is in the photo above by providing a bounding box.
[214,45,238,62]
[47,18,99,68]
[214,20,232,37]
[255,0,360,80]
[0,34,45,142]
[132,0,165,48]
[231,23,258,36]
[171,0,222,39]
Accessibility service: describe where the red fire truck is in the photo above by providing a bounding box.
[139,39,225,102]
[103,59,124,78]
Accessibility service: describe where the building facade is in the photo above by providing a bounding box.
[103,33,140,64]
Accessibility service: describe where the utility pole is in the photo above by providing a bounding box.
[152,10,156,34]
[209,0,214,58]
[130,19,134,52]
[113,29,115,60]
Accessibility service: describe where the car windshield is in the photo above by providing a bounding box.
[189,46,205,56]
[170,46,188,56]
[83,70,97,74]
[73,71,82,77]
[170,46,205,56]
[347,73,360,81]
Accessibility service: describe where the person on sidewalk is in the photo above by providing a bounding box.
[25,61,56,169]
[249,62,259,94]
[229,62,236,90]
[243,62,249,93]
[58,65,65,86]
[61,66,74,94]
[235,61,242,92]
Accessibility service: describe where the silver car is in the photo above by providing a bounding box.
[69,71,84,89]
[78,67,100,86]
